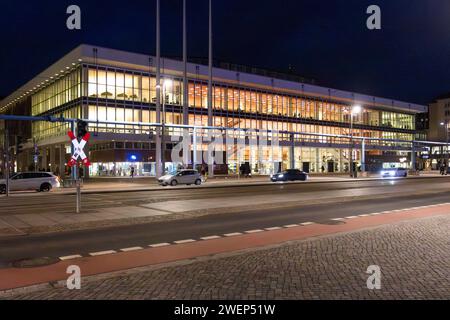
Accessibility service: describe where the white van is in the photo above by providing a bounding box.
[0,172,61,193]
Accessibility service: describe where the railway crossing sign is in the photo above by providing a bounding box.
[68,131,91,167]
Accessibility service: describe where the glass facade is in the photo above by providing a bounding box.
[31,70,81,116]
[24,63,419,176]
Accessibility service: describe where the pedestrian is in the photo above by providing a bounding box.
[130,166,135,179]
[321,165,325,173]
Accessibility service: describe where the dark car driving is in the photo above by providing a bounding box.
[270,169,308,182]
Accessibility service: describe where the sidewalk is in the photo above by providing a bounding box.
[3,207,449,299]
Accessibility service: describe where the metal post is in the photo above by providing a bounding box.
[349,114,354,178]
[71,121,76,180]
[76,172,81,214]
[4,127,9,197]
[183,0,188,125]
[155,0,162,178]
[182,0,189,168]
[361,138,366,172]
[411,142,416,172]
[161,84,166,175]
[193,127,197,170]
[207,0,214,178]
[446,122,449,168]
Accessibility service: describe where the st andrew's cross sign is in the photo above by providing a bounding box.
[67,131,91,167]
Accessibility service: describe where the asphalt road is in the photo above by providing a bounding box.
[0,177,449,267]
[1,176,450,215]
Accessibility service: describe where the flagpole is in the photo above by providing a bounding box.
[207,0,214,178]
[155,0,162,178]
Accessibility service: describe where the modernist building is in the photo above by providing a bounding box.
[0,45,428,177]
[421,93,450,170]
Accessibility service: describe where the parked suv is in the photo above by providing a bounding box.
[0,172,61,193]
[158,169,203,186]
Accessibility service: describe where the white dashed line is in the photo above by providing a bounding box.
[119,247,143,252]
[370,212,382,215]
[59,254,82,261]
[245,229,264,234]
[224,232,243,237]
[358,214,370,217]
[89,250,117,256]
[148,243,171,248]
[283,224,299,228]
[265,227,282,231]
[345,216,358,219]
[200,235,221,240]
[300,222,315,225]
[331,218,345,221]
[174,239,196,244]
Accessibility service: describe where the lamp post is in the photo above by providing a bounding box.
[157,79,172,175]
[349,105,362,178]
[440,121,449,168]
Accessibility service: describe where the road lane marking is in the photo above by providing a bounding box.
[283,224,299,228]
[120,247,143,252]
[89,250,117,256]
[59,255,83,260]
[245,229,264,234]
[149,243,171,248]
[331,218,345,221]
[224,232,243,237]
[200,235,221,240]
[300,222,315,225]
[345,216,358,219]
[358,214,370,217]
[265,227,282,231]
[174,239,196,244]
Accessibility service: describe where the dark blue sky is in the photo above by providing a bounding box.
[1,0,450,104]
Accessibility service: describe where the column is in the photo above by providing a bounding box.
[59,144,66,177]
[289,134,295,169]
[315,148,320,173]
[411,142,416,171]
[41,147,48,172]
[361,139,366,172]
[49,145,56,174]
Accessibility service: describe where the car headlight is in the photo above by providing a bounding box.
[278,174,284,178]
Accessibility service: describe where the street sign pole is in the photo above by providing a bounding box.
[68,121,91,214]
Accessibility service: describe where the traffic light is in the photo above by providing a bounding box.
[77,120,88,139]
[15,136,24,156]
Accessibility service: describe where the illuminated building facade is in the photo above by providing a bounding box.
[0,45,428,177]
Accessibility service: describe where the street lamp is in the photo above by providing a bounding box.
[440,121,449,168]
[349,105,362,178]
[156,79,172,175]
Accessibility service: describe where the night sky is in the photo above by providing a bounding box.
[1,0,450,105]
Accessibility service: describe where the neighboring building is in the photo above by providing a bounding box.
[428,93,450,142]
[422,93,450,170]
[0,45,428,177]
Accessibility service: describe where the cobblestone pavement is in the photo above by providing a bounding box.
[8,215,450,300]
